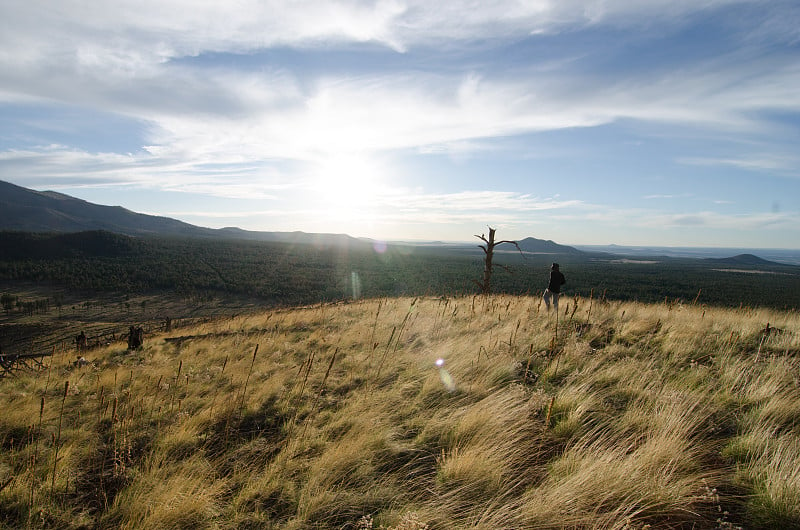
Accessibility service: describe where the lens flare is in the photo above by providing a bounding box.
[350,271,362,299]
[435,358,456,392]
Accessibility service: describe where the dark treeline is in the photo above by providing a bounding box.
[1,231,798,310]
[1,293,52,316]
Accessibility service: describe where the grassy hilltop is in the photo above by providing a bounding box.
[1,295,799,529]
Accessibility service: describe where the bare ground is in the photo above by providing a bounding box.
[0,281,267,360]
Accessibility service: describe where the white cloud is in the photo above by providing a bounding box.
[129,55,799,180]
[679,154,800,176]
[2,0,797,173]
[643,193,693,200]
[381,190,584,212]
[0,145,299,199]
[1,0,761,70]
[157,188,585,236]
[636,210,800,231]
[0,146,146,180]
[1,0,798,249]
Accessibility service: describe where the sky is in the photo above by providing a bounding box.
[1,1,799,249]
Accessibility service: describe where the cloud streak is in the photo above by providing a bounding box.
[3,2,798,168]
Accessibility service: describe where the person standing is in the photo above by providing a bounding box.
[543,263,565,311]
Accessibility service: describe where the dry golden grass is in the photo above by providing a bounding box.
[1,294,799,529]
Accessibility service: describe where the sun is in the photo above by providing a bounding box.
[310,153,385,222]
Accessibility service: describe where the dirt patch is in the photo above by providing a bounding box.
[0,282,268,358]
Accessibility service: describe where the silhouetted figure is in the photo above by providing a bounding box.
[128,326,144,350]
[543,263,566,311]
[0,348,16,372]
[75,331,87,351]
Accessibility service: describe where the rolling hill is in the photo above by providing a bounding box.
[516,236,582,254]
[1,294,798,528]
[705,253,780,266]
[0,179,213,237]
[0,180,369,248]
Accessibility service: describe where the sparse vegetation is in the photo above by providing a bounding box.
[1,294,799,528]
[2,231,800,310]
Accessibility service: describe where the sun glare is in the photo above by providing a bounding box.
[311,153,384,222]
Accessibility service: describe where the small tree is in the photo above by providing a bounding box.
[53,294,64,316]
[474,227,524,294]
[1,293,16,315]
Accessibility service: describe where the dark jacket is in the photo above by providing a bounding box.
[548,269,566,293]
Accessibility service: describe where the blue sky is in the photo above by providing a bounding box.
[1,0,799,248]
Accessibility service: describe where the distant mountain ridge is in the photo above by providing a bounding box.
[705,253,779,266]
[516,237,582,254]
[5,180,773,264]
[0,180,367,249]
[0,180,586,254]
[0,179,213,237]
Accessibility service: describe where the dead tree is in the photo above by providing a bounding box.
[474,227,524,294]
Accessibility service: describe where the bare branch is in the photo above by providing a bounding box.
[472,226,523,294]
[496,239,526,259]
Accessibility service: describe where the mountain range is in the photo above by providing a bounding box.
[6,179,791,265]
[0,179,209,237]
[0,179,581,254]
[0,180,378,249]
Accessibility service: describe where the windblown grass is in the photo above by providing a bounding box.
[1,295,799,528]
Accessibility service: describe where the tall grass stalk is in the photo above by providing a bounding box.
[238,343,259,413]
[50,381,69,494]
[28,395,45,515]
[302,347,339,438]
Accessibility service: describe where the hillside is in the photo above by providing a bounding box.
[0,180,367,248]
[1,295,799,528]
[0,180,212,238]
[0,230,142,260]
[516,236,582,255]
[5,229,800,310]
[706,253,779,266]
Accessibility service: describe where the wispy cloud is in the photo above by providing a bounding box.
[1,1,798,247]
[0,145,299,199]
[379,190,584,213]
[12,55,798,192]
[640,210,800,231]
[679,154,800,176]
[2,2,797,176]
[643,193,693,200]
[1,1,765,67]
[167,189,584,225]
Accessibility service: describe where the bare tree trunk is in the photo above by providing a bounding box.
[478,228,496,294]
[474,227,523,295]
